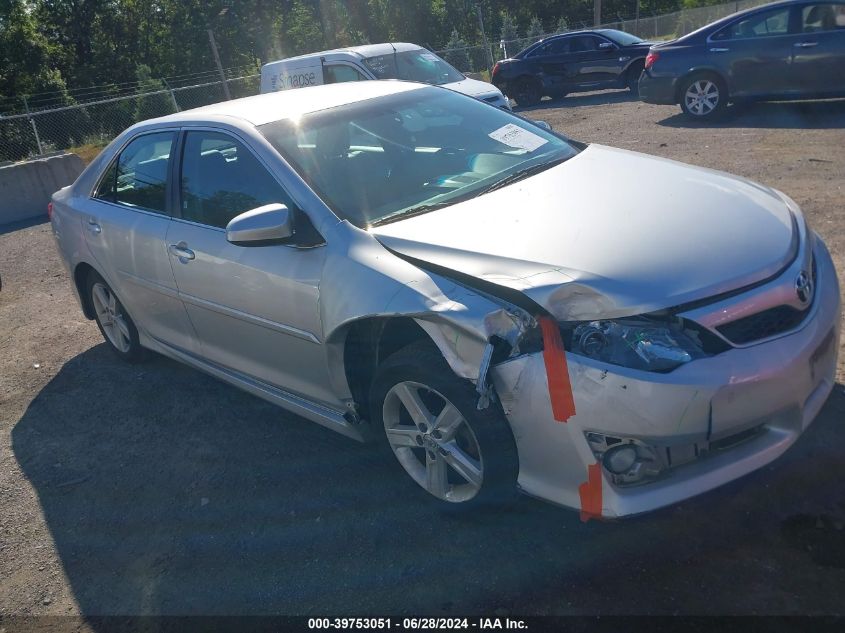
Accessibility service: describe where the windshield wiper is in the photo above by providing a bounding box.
[473,155,571,198]
[370,200,455,227]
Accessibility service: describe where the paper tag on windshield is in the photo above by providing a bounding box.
[488,124,548,152]
[420,52,439,62]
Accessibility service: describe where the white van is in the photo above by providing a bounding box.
[260,42,510,110]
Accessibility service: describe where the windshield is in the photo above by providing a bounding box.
[602,29,644,45]
[362,49,465,86]
[258,87,579,228]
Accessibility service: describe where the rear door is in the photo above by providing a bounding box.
[708,5,795,96]
[790,2,845,93]
[525,37,574,93]
[166,128,339,406]
[86,130,199,352]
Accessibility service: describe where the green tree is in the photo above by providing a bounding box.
[500,11,518,42]
[555,16,570,33]
[442,29,470,72]
[527,15,544,42]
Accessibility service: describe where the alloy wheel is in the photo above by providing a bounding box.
[684,79,720,117]
[91,282,132,353]
[382,381,484,503]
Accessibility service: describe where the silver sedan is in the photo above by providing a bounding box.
[50,81,840,518]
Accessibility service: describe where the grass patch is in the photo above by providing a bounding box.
[69,142,107,165]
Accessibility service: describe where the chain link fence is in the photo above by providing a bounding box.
[1,0,774,163]
[0,72,259,163]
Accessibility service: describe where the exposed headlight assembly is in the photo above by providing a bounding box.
[567,318,707,372]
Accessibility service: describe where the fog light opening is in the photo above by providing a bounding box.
[602,444,638,475]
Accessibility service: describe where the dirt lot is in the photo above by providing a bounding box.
[1,94,844,620]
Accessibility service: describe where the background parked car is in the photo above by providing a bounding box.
[639,0,845,118]
[260,42,510,110]
[491,29,652,107]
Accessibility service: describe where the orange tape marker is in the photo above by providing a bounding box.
[538,315,576,422]
[578,462,603,522]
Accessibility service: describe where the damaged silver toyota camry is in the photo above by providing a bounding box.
[50,81,840,518]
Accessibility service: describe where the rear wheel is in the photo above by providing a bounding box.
[679,74,727,119]
[511,77,542,108]
[87,270,146,362]
[370,341,519,510]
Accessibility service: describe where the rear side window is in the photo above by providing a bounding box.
[530,38,570,56]
[325,64,368,83]
[713,7,790,39]
[95,133,174,213]
[179,131,294,229]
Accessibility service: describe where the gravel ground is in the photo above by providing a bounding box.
[1,93,844,620]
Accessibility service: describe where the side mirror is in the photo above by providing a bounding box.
[226,203,293,246]
[533,120,552,131]
[598,41,615,50]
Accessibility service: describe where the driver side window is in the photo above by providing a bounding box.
[179,131,295,229]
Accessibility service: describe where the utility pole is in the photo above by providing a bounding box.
[475,4,494,77]
[594,0,602,26]
[635,0,640,36]
[207,28,232,100]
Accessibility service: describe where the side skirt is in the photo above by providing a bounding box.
[139,333,366,443]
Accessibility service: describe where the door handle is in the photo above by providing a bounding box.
[168,242,195,261]
[87,218,101,235]
[794,41,818,48]
[618,55,630,62]
[709,47,730,52]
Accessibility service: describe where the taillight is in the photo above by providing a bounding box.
[644,51,659,70]
[47,201,53,219]
[491,62,501,78]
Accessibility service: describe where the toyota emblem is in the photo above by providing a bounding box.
[795,270,813,306]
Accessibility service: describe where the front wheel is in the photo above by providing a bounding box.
[369,341,519,510]
[679,74,727,119]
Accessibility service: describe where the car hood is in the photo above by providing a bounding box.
[371,144,796,320]
[444,76,504,99]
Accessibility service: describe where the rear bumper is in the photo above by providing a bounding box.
[638,72,677,105]
[491,236,841,518]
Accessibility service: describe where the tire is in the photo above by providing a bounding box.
[86,270,146,363]
[369,340,519,511]
[627,63,645,95]
[512,77,542,108]
[679,73,727,120]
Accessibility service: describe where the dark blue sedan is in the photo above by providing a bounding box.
[639,0,845,118]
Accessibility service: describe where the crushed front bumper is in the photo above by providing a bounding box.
[491,237,840,518]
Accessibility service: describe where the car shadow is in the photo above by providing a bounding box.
[513,90,638,114]
[658,99,845,130]
[11,344,845,616]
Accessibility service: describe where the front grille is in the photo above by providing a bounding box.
[716,304,809,345]
[715,254,816,346]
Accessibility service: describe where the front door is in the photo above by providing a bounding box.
[790,2,845,94]
[709,5,795,96]
[567,35,626,87]
[166,129,339,407]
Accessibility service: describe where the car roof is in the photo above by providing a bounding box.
[148,80,427,128]
[262,42,423,66]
